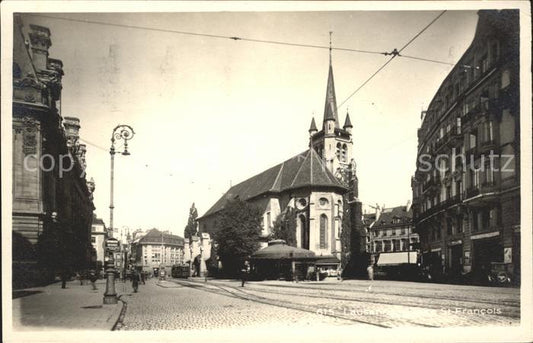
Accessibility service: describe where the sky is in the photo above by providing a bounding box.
[17,8,481,238]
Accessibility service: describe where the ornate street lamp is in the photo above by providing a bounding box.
[104,124,135,305]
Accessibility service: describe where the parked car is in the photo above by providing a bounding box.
[488,262,512,285]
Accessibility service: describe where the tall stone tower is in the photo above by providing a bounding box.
[308,42,367,275]
[308,46,355,188]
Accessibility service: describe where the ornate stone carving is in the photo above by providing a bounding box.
[22,117,39,155]
[13,76,43,89]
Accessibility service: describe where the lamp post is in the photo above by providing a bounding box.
[104,125,135,305]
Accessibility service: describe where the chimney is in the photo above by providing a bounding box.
[28,24,52,72]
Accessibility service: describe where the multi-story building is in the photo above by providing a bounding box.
[198,50,364,273]
[131,229,185,275]
[91,215,107,274]
[411,10,520,283]
[12,16,95,288]
[365,205,419,254]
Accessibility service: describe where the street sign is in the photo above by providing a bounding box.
[106,238,120,251]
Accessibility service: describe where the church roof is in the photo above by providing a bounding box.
[138,228,185,246]
[373,206,413,229]
[200,149,347,219]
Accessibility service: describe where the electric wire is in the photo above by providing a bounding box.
[400,54,455,66]
[26,13,459,67]
[398,10,447,53]
[26,13,384,56]
[337,10,447,108]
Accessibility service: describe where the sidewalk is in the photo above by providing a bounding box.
[12,279,125,331]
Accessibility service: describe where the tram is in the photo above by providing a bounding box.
[171,264,190,278]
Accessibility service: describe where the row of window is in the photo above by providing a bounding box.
[426,207,499,242]
[335,143,349,163]
[421,66,510,152]
[372,227,413,237]
[422,38,502,131]
[372,238,418,253]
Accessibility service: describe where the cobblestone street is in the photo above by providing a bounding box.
[118,277,520,330]
[119,278,356,330]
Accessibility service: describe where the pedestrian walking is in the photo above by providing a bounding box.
[131,269,140,293]
[61,270,68,289]
[241,260,250,287]
[367,263,374,281]
[366,259,375,292]
[89,270,98,290]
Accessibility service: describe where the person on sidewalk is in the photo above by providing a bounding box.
[131,269,140,293]
[141,271,145,285]
[61,269,69,289]
[240,260,250,287]
[366,259,375,292]
[89,270,98,290]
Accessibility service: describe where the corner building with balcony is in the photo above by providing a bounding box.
[411,10,520,283]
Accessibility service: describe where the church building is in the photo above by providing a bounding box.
[198,51,360,264]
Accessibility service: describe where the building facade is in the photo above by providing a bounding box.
[365,205,419,254]
[131,229,185,275]
[198,51,364,270]
[411,10,520,283]
[12,16,95,288]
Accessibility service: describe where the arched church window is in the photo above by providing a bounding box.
[341,144,348,162]
[336,143,341,159]
[319,197,329,207]
[320,214,328,249]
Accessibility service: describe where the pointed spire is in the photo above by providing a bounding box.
[309,117,318,133]
[343,111,353,129]
[329,31,332,65]
[323,31,339,128]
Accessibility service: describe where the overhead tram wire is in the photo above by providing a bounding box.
[337,10,447,109]
[399,54,455,66]
[397,10,447,54]
[27,13,461,68]
[26,13,384,56]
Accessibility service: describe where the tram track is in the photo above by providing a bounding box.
[171,279,439,328]
[173,278,520,321]
[237,283,521,318]
[247,281,520,309]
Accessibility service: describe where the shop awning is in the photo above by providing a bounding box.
[376,252,417,266]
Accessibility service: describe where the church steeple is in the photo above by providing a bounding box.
[308,117,318,136]
[343,110,353,133]
[323,32,339,130]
